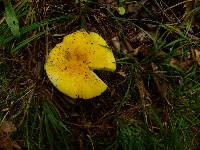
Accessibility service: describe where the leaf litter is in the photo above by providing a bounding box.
[0,121,21,150]
[0,0,200,149]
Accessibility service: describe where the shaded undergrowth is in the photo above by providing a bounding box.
[0,0,200,150]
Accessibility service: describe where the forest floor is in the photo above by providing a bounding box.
[0,0,200,150]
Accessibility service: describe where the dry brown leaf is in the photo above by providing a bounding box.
[135,77,151,105]
[0,139,21,150]
[111,36,120,51]
[116,71,127,77]
[191,49,200,65]
[183,1,193,20]
[119,105,140,123]
[125,39,134,52]
[0,121,16,133]
[136,32,147,43]
[130,45,149,56]
[183,0,197,22]
[151,63,172,107]
[170,56,191,71]
[0,121,21,150]
[134,76,152,125]
[126,0,148,15]
[170,58,179,66]
[104,0,116,4]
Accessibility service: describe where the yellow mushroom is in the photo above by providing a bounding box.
[45,31,116,99]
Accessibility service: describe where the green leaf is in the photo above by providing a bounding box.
[118,7,126,15]
[4,1,20,37]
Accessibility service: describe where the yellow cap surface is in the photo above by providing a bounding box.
[45,31,116,99]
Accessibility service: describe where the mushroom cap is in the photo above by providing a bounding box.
[45,31,116,99]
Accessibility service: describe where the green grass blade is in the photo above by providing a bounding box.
[4,1,20,37]
[11,31,45,53]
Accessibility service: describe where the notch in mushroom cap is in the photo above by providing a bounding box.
[45,30,116,99]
